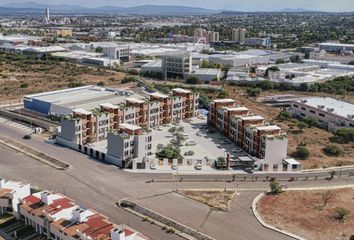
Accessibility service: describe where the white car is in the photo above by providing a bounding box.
[150,163,157,170]
[171,164,177,170]
[232,148,243,153]
[195,163,202,170]
[186,141,197,146]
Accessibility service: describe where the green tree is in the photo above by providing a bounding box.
[246,88,261,97]
[269,180,282,195]
[186,76,201,84]
[332,128,354,144]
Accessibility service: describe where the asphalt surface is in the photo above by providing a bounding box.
[1,122,354,240]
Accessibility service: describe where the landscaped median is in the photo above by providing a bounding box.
[0,136,69,170]
[253,186,354,240]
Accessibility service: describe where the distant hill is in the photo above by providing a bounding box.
[0,2,220,15]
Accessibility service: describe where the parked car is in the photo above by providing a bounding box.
[150,163,156,170]
[23,134,32,140]
[184,150,195,156]
[232,148,243,153]
[195,163,202,170]
[171,164,177,170]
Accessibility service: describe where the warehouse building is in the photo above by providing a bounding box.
[290,97,354,130]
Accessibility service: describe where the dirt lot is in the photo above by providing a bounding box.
[225,85,354,169]
[258,188,354,240]
[0,52,126,101]
[180,189,236,211]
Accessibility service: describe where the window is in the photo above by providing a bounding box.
[293,104,298,108]
[319,113,325,117]
[310,110,316,114]
[301,107,306,111]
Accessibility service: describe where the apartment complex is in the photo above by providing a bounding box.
[208,99,298,171]
[162,53,192,79]
[0,178,147,240]
[232,28,246,43]
[60,87,199,146]
[193,28,220,43]
[290,97,354,131]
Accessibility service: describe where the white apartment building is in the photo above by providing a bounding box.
[162,53,192,80]
[107,123,152,168]
[103,46,131,62]
[0,179,30,218]
[291,97,354,130]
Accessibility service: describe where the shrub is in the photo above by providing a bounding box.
[332,128,354,144]
[323,145,343,157]
[186,76,200,84]
[97,81,105,86]
[269,180,282,195]
[297,122,309,132]
[332,207,350,222]
[303,116,319,127]
[20,83,28,88]
[293,146,310,160]
[246,88,261,97]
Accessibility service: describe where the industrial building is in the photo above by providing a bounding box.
[290,97,354,131]
[208,99,300,172]
[318,42,354,53]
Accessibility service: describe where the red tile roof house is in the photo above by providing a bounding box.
[19,190,148,240]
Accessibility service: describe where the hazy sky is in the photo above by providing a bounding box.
[3,0,354,11]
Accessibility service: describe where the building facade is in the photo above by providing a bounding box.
[208,99,298,171]
[290,97,354,131]
[162,54,192,80]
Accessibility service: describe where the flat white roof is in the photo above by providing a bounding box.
[119,123,141,131]
[126,98,146,104]
[319,42,354,48]
[213,99,235,103]
[148,92,169,99]
[225,106,249,111]
[283,158,300,165]
[295,97,354,119]
[172,88,191,94]
[72,108,92,115]
[256,125,281,131]
[240,115,264,121]
[99,103,119,109]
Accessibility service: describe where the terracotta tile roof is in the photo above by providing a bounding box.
[0,189,12,198]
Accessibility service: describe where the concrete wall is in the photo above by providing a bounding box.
[60,119,77,143]
[107,133,125,160]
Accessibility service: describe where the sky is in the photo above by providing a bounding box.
[2,0,354,12]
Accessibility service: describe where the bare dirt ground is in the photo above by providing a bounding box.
[0,53,126,101]
[180,189,236,211]
[258,188,354,240]
[225,86,354,169]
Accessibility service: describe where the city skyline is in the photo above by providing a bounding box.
[1,0,354,12]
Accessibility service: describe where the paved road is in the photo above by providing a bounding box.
[1,122,354,240]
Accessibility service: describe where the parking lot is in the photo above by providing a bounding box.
[143,117,251,173]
